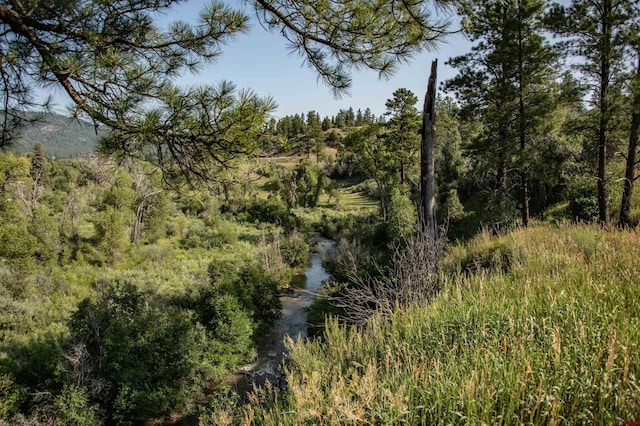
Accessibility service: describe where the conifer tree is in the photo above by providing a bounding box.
[447,0,558,225]
[384,88,421,186]
[547,0,634,224]
[0,0,452,185]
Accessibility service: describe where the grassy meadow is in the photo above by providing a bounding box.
[219,223,640,425]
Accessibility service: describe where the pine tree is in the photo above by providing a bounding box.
[0,0,452,184]
[447,0,558,225]
[384,88,421,186]
[547,0,635,224]
[620,44,640,227]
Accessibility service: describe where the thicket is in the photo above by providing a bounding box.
[0,151,311,423]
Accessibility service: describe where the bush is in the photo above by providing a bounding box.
[446,230,520,275]
[54,385,103,426]
[66,281,214,424]
[328,226,445,324]
[0,374,26,420]
[186,288,254,372]
[566,175,599,222]
[386,187,416,243]
[280,231,310,267]
[0,223,38,270]
[441,188,465,222]
[542,201,571,224]
[180,220,238,249]
[209,261,282,327]
[245,197,291,226]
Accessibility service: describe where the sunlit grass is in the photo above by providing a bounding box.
[245,223,640,425]
[335,192,378,211]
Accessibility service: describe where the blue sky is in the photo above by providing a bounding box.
[171,0,472,119]
[46,0,472,120]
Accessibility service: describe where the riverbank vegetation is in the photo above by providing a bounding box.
[208,224,640,424]
[0,149,338,423]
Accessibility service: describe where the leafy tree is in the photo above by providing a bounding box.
[93,206,128,264]
[66,281,213,423]
[277,160,327,208]
[128,164,166,243]
[208,260,282,327]
[29,204,60,263]
[0,0,451,184]
[343,124,397,220]
[547,0,635,224]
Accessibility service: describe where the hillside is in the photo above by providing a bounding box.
[8,112,103,158]
[225,224,640,424]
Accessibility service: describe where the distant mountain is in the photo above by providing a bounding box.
[7,112,105,159]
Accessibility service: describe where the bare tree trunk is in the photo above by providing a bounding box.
[130,189,163,243]
[620,53,640,228]
[131,201,145,243]
[421,59,438,236]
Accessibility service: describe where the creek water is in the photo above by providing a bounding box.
[171,237,334,425]
[223,235,334,396]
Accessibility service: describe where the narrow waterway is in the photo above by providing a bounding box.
[224,235,334,396]
[171,237,334,425]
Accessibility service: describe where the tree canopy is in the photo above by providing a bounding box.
[0,0,453,185]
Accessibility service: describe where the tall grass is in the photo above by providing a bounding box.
[240,224,640,424]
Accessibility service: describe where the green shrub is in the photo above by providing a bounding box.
[209,261,282,327]
[445,230,520,275]
[66,281,213,423]
[280,231,310,267]
[542,201,571,223]
[54,385,103,426]
[190,290,255,370]
[180,220,238,249]
[386,187,416,242]
[0,223,38,270]
[566,175,599,222]
[441,188,465,222]
[245,197,292,226]
[208,259,240,284]
[0,374,26,420]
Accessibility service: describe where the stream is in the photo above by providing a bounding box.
[171,236,334,425]
[223,235,334,397]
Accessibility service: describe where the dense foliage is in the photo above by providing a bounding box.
[213,225,640,424]
[1,0,640,423]
[0,150,310,423]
